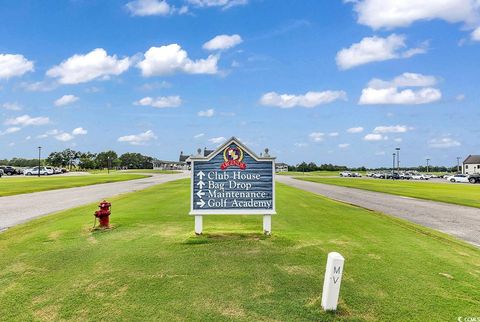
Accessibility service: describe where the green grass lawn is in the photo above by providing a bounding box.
[121,169,181,174]
[296,177,480,208]
[0,179,478,321]
[0,174,148,197]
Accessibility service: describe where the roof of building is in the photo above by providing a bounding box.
[464,155,480,164]
[203,148,214,157]
[276,163,288,167]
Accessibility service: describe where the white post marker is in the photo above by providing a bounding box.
[321,252,345,311]
[195,216,203,235]
[263,215,271,235]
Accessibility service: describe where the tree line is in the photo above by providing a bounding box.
[1,149,156,170]
[289,162,459,173]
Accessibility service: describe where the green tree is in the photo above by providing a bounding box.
[95,151,119,169]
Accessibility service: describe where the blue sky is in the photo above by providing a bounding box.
[1,0,479,167]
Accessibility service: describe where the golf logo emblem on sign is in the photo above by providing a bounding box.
[190,137,276,235]
[221,145,246,170]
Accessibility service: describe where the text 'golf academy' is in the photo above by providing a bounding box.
[189,137,276,235]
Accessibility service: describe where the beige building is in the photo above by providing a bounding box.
[463,155,480,174]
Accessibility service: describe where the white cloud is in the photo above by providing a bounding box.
[394,138,403,143]
[364,133,385,141]
[472,27,480,40]
[198,108,215,117]
[294,142,308,148]
[47,48,130,84]
[329,132,339,137]
[118,130,157,145]
[194,133,205,139]
[368,72,437,89]
[347,126,364,133]
[54,94,79,107]
[350,0,480,30]
[359,87,441,105]
[134,96,182,108]
[203,34,243,51]
[19,81,57,92]
[338,143,350,148]
[309,132,325,142]
[126,0,172,16]
[336,34,427,70]
[208,136,226,144]
[1,102,22,111]
[0,127,21,136]
[373,125,411,133]
[0,54,34,79]
[5,115,50,127]
[187,0,247,9]
[428,137,461,148]
[137,44,219,77]
[55,132,75,142]
[72,127,87,135]
[456,94,466,101]
[260,90,347,108]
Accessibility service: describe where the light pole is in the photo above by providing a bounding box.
[457,157,461,173]
[426,158,430,173]
[395,147,400,172]
[392,153,396,179]
[37,146,42,177]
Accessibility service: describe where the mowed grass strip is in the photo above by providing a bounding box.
[0,180,479,321]
[297,177,480,208]
[0,174,148,197]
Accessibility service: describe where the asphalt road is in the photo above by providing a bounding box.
[277,175,480,247]
[0,172,188,232]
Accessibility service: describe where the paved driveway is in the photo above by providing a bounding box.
[0,172,189,232]
[277,176,480,247]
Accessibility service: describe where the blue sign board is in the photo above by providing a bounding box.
[190,137,276,215]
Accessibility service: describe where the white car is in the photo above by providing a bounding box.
[45,166,55,175]
[340,171,351,177]
[24,166,49,176]
[411,174,429,180]
[446,174,469,183]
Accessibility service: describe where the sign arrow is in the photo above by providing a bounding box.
[196,190,205,198]
[196,181,205,188]
[196,171,205,179]
[196,199,206,208]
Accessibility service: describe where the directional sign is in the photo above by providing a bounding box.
[190,137,276,215]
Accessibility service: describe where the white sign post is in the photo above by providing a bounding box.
[321,252,345,311]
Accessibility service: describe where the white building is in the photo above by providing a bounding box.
[275,163,289,172]
[463,155,480,174]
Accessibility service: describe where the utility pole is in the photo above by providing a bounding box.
[457,157,461,173]
[395,147,400,172]
[37,146,42,177]
[426,158,430,173]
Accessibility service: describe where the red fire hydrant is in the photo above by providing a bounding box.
[94,200,111,228]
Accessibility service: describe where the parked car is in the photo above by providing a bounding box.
[411,174,429,180]
[351,172,362,177]
[467,174,480,184]
[446,174,469,183]
[54,167,62,174]
[340,171,351,177]
[45,166,55,175]
[0,166,17,176]
[0,169,3,177]
[24,166,49,176]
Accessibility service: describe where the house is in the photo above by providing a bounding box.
[275,162,289,172]
[152,148,214,171]
[463,155,480,174]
